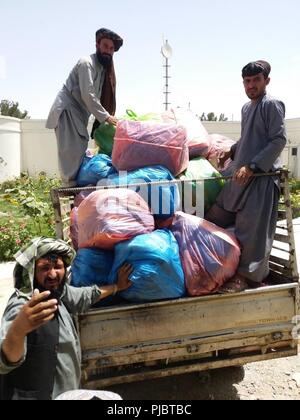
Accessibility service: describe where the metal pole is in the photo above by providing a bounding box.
[165,57,169,111]
[163,57,171,110]
[161,39,172,111]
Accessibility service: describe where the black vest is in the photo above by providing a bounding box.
[0,315,59,400]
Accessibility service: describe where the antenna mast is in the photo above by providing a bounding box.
[161,39,173,111]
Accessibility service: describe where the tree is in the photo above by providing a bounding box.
[199,112,228,122]
[0,100,29,119]
[218,113,228,122]
[207,112,218,121]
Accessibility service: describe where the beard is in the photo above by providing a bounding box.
[96,51,113,68]
[34,278,65,303]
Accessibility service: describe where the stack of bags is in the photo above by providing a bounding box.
[70,108,240,302]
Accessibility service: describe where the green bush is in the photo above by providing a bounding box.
[289,178,300,218]
[0,174,61,261]
[0,219,33,261]
[289,179,300,194]
[291,192,300,218]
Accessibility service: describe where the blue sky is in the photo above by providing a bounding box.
[0,0,299,121]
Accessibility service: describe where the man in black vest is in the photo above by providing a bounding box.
[0,237,132,400]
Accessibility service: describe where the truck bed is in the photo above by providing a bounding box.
[51,171,299,388]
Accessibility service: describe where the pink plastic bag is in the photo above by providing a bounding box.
[70,191,93,251]
[207,134,236,171]
[70,207,79,250]
[163,108,211,159]
[77,189,155,250]
[112,120,189,176]
[171,212,241,296]
[73,190,93,208]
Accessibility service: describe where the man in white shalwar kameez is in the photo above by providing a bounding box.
[206,61,287,292]
[46,28,123,187]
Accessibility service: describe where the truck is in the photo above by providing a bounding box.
[51,170,299,389]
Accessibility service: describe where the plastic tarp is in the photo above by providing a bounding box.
[112,120,189,176]
[109,229,186,303]
[163,108,211,159]
[107,166,180,219]
[171,212,241,296]
[77,154,117,187]
[77,189,155,250]
[179,157,225,214]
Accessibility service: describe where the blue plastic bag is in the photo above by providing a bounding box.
[70,248,121,306]
[70,248,114,287]
[77,154,117,187]
[109,229,186,303]
[107,166,180,219]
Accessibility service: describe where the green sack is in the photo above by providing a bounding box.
[93,123,116,157]
[179,157,225,214]
[122,109,162,122]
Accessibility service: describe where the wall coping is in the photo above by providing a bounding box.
[0,116,21,134]
[0,115,23,123]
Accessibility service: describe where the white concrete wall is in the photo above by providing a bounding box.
[21,119,60,177]
[0,116,21,182]
[202,121,242,140]
[279,119,300,176]
[20,119,95,177]
[284,146,300,179]
[0,117,300,181]
[285,119,300,146]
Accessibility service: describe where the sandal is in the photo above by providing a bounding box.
[217,276,249,294]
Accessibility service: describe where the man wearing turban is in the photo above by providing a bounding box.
[46,28,123,187]
[0,237,132,399]
[206,60,287,293]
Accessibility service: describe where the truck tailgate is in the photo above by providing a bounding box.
[78,283,298,387]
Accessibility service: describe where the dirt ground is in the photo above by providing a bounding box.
[108,354,300,400]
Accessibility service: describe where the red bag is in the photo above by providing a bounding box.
[77,189,155,250]
[171,212,241,296]
[163,108,211,159]
[207,134,236,171]
[112,120,189,176]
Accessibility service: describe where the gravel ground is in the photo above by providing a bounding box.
[107,356,300,400]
